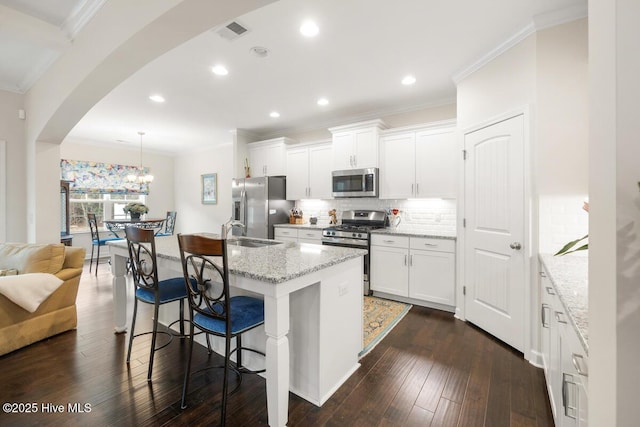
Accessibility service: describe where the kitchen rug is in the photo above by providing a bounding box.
[360,296,412,358]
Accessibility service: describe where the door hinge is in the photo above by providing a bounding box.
[462,149,467,160]
[463,218,466,228]
[463,286,466,296]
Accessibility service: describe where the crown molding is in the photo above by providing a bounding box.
[62,0,106,39]
[451,3,588,85]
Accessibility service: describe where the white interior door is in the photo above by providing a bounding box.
[464,114,525,352]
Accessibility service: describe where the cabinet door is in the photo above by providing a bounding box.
[415,129,457,198]
[250,143,286,177]
[370,245,409,296]
[408,249,455,305]
[332,132,354,170]
[308,144,332,199]
[286,147,309,200]
[249,144,268,177]
[265,143,286,176]
[353,128,378,168]
[379,132,415,199]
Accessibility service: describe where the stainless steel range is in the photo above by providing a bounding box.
[321,210,387,295]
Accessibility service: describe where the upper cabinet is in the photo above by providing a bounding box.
[286,142,332,200]
[379,121,457,199]
[329,120,387,170]
[248,137,295,177]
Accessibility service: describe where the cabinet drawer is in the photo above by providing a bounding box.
[410,237,455,253]
[371,234,409,248]
[274,228,297,238]
[298,229,322,240]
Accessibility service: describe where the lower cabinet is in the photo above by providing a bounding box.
[540,268,588,427]
[274,227,322,244]
[370,234,455,307]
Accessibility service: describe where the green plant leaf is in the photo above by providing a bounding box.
[554,234,588,256]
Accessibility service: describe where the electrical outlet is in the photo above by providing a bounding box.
[435,213,442,222]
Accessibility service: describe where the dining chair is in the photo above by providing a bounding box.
[155,211,177,237]
[87,213,123,276]
[125,226,189,382]
[177,233,265,424]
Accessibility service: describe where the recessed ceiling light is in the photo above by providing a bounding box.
[317,97,329,106]
[270,111,280,118]
[149,95,165,103]
[402,75,417,85]
[300,20,319,37]
[212,65,229,76]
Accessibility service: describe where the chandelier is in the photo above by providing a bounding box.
[127,131,154,184]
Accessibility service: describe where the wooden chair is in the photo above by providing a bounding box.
[177,233,265,425]
[155,211,177,237]
[87,213,122,276]
[125,226,188,382]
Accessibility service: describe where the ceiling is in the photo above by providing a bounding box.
[1,0,586,154]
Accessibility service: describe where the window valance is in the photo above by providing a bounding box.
[60,159,150,195]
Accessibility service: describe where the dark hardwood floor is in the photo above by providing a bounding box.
[0,261,553,426]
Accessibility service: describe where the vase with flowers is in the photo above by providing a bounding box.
[123,202,148,220]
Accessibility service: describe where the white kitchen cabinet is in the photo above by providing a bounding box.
[379,123,456,199]
[274,227,298,242]
[297,229,323,244]
[370,244,409,296]
[286,142,332,200]
[408,237,455,305]
[540,265,588,427]
[248,137,294,177]
[370,234,455,307]
[274,227,323,244]
[329,120,386,170]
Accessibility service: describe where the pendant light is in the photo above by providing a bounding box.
[127,131,154,183]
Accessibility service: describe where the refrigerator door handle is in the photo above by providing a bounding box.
[241,189,247,236]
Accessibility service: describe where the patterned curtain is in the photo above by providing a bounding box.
[60,159,150,195]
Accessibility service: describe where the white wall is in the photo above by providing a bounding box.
[536,19,589,254]
[0,90,26,242]
[589,0,640,424]
[174,142,235,235]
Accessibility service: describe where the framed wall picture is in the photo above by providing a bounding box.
[201,173,217,204]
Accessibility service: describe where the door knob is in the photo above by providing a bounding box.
[510,242,522,250]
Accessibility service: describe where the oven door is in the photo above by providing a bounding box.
[322,239,370,295]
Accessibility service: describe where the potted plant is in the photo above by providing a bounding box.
[123,202,148,220]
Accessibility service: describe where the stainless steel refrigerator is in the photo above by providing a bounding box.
[231,176,293,239]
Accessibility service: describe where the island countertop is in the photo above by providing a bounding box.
[108,235,366,284]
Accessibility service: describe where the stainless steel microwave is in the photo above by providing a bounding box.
[331,168,378,198]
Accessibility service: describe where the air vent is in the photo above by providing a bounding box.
[217,21,250,41]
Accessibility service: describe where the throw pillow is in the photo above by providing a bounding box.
[0,273,64,313]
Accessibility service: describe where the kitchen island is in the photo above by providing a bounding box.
[108,235,366,427]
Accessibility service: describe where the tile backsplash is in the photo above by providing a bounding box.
[538,195,589,255]
[295,198,457,234]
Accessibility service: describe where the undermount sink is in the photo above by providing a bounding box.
[227,238,282,248]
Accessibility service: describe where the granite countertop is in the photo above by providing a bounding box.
[274,223,327,230]
[539,253,588,353]
[370,228,457,240]
[276,223,457,240]
[108,235,366,284]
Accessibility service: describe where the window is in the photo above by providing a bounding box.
[70,194,146,233]
[62,159,149,233]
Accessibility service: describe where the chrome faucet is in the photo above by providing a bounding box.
[221,218,245,238]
